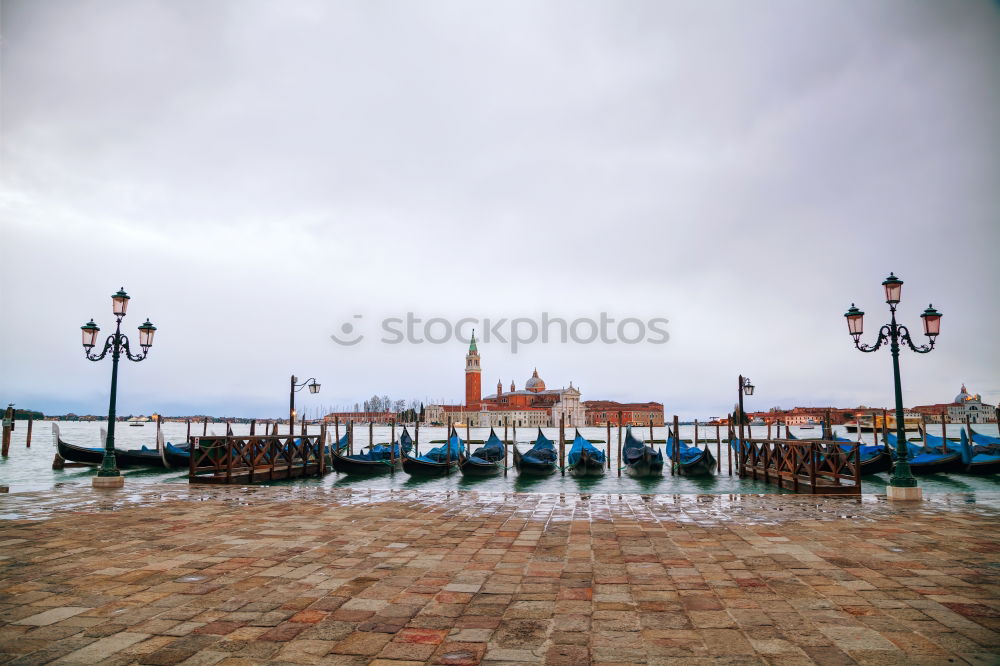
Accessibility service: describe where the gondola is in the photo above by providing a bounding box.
[787,431,892,475]
[885,433,962,474]
[53,424,166,468]
[622,426,663,478]
[566,429,606,478]
[459,428,505,477]
[665,436,715,476]
[513,429,558,477]
[959,430,1000,474]
[403,428,462,476]
[330,429,410,474]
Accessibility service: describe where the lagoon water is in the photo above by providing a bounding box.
[2,421,999,495]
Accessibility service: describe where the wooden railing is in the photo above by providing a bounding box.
[736,438,861,494]
[189,429,328,484]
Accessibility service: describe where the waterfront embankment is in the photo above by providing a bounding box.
[1,485,999,664]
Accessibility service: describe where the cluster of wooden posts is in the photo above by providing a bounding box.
[1,405,34,457]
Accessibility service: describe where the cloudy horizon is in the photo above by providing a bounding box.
[2,0,998,420]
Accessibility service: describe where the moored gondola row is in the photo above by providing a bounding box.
[51,421,1000,483]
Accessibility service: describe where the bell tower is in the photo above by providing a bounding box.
[465,331,481,409]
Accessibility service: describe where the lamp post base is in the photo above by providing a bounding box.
[886,485,922,501]
[92,474,124,489]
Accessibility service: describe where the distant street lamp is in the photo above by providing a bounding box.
[81,288,157,488]
[289,375,320,434]
[736,375,754,475]
[845,273,941,501]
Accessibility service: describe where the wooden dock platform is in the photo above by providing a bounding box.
[189,428,330,484]
[736,438,862,495]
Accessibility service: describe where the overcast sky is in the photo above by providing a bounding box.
[2,0,998,419]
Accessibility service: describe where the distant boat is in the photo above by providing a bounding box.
[128,423,145,427]
[799,418,817,430]
[749,417,765,426]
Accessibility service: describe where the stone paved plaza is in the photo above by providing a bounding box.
[1,486,999,665]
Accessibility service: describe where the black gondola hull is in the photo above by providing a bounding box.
[858,450,892,475]
[625,447,663,478]
[676,448,716,477]
[567,450,606,478]
[114,449,167,469]
[330,450,399,474]
[964,459,1000,475]
[907,453,963,475]
[56,438,105,465]
[402,455,456,476]
[512,447,557,477]
[459,457,503,477]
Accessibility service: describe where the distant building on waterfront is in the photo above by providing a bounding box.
[911,384,997,423]
[583,401,664,426]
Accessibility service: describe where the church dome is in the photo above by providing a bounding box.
[955,384,971,403]
[526,368,546,393]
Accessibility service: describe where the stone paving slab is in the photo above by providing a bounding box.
[1,486,999,664]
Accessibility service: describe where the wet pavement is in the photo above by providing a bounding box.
[1,485,999,664]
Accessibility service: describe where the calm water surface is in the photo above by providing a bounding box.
[2,421,999,495]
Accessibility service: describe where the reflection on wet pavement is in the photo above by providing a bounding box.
[2,483,999,524]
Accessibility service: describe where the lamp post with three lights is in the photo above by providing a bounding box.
[844,273,942,501]
[80,288,156,488]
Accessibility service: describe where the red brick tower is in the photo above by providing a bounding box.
[465,331,481,409]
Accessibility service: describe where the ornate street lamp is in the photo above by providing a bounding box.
[845,273,941,501]
[289,375,321,434]
[81,288,156,488]
[736,375,754,476]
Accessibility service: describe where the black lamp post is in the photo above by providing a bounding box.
[737,375,754,475]
[81,288,157,487]
[845,273,941,500]
[289,375,320,434]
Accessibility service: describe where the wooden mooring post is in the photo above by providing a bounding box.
[727,415,733,476]
[617,411,623,477]
[446,418,452,470]
[559,415,565,475]
[673,415,680,476]
[503,418,508,476]
[26,415,33,448]
[715,421,721,473]
[606,421,612,469]
[1,405,13,456]
[390,419,396,471]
